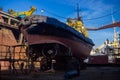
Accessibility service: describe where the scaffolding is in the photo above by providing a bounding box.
[0,44,26,73]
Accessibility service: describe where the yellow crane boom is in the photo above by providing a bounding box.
[8,6,36,18]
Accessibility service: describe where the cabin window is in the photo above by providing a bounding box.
[11,19,18,26]
[2,16,8,23]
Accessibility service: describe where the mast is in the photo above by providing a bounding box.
[77,3,80,19]
[76,3,82,21]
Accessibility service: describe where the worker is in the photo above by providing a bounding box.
[20,62,24,73]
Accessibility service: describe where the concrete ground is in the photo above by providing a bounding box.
[1,67,120,80]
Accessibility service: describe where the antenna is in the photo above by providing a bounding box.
[76,3,80,19]
[76,3,83,21]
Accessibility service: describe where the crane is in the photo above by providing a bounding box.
[8,6,36,19]
[86,22,120,31]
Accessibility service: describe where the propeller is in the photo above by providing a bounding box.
[42,44,57,58]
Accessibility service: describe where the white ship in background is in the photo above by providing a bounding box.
[89,16,120,64]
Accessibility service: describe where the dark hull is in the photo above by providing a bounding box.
[27,34,93,59]
[20,15,94,59]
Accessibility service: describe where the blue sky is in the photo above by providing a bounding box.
[0,0,120,48]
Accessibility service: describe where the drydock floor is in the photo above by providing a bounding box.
[1,67,120,80]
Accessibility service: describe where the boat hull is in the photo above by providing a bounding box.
[20,15,94,60]
[25,34,93,59]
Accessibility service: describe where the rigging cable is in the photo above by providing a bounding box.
[83,8,120,21]
[41,9,67,19]
[41,8,120,21]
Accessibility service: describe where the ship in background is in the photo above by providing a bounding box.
[89,16,120,65]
